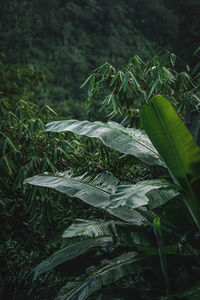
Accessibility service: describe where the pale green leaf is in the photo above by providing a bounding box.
[24,171,178,225]
[45,120,165,167]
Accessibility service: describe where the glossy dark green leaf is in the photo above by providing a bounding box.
[34,219,156,280]
[33,237,113,280]
[141,95,200,229]
[54,252,157,300]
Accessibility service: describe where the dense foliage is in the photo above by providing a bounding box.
[1,58,141,299]
[1,0,200,116]
[0,60,105,299]
[24,54,200,298]
[1,1,200,299]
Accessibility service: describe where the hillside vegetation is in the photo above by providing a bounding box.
[1,1,200,299]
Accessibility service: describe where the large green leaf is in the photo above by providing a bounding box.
[54,252,158,300]
[45,120,165,167]
[24,172,178,224]
[33,237,113,281]
[24,171,150,225]
[62,219,117,239]
[33,219,156,280]
[24,171,118,209]
[62,219,155,248]
[62,219,178,255]
[141,95,200,229]
[109,179,179,210]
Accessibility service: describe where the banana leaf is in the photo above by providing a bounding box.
[33,237,113,281]
[33,219,156,280]
[62,219,155,248]
[141,95,200,229]
[45,120,165,167]
[54,252,158,300]
[24,172,179,224]
[109,179,179,210]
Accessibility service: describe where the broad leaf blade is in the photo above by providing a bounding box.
[109,179,179,210]
[24,172,178,224]
[46,120,165,167]
[62,219,115,239]
[141,95,200,187]
[33,237,113,280]
[106,206,154,225]
[34,219,156,280]
[24,171,152,224]
[54,252,157,300]
[141,95,200,228]
[62,219,156,248]
[24,171,118,209]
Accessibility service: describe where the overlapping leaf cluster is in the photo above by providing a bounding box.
[25,51,200,299]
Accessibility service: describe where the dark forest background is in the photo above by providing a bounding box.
[1,0,200,117]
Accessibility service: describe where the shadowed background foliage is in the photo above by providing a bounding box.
[1,1,200,299]
[1,0,199,117]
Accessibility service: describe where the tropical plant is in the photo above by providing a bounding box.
[141,95,200,229]
[25,95,200,299]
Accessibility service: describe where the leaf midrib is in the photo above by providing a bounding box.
[151,102,188,186]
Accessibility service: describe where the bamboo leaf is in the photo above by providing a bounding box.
[80,74,94,89]
[170,53,176,66]
[147,79,159,100]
